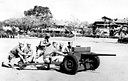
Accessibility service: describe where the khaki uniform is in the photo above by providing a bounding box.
[8,45,25,60]
[64,46,73,53]
[43,45,65,63]
[23,47,33,62]
[8,45,26,66]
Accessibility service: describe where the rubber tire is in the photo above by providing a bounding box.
[84,56,100,70]
[60,55,78,74]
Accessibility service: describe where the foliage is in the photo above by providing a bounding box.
[24,6,53,20]
[2,6,53,34]
[65,20,89,31]
[84,28,93,36]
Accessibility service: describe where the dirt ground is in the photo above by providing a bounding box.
[0,37,128,81]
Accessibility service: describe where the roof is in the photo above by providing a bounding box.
[114,19,127,24]
[102,16,112,21]
[93,18,127,26]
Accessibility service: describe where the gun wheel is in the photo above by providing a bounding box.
[83,56,100,70]
[60,55,78,74]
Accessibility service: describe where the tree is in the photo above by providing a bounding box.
[24,6,53,21]
[23,6,53,32]
[2,5,53,34]
[3,18,18,26]
[79,21,89,28]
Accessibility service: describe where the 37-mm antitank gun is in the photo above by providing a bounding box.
[59,46,116,74]
[7,46,116,75]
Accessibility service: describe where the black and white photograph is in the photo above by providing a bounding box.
[0,0,128,81]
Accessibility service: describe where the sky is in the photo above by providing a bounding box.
[0,0,128,23]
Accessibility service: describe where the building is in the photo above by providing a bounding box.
[92,16,128,37]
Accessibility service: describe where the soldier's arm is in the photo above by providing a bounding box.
[17,48,27,55]
[64,47,68,52]
[17,48,27,63]
[54,49,67,56]
[27,49,33,56]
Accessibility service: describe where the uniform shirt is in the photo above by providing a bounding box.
[38,39,51,51]
[44,45,56,56]
[39,39,50,46]
[64,46,72,52]
[10,45,25,56]
[43,45,64,57]
[23,47,33,54]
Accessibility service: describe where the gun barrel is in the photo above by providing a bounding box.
[93,54,116,56]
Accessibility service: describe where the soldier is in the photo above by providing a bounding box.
[35,35,51,63]
[7,41,27,67]
[64,41,73,53]
[23,43,34,63]
[36,42,66,64]
[43,42,66,63]
[36,34,51,52]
